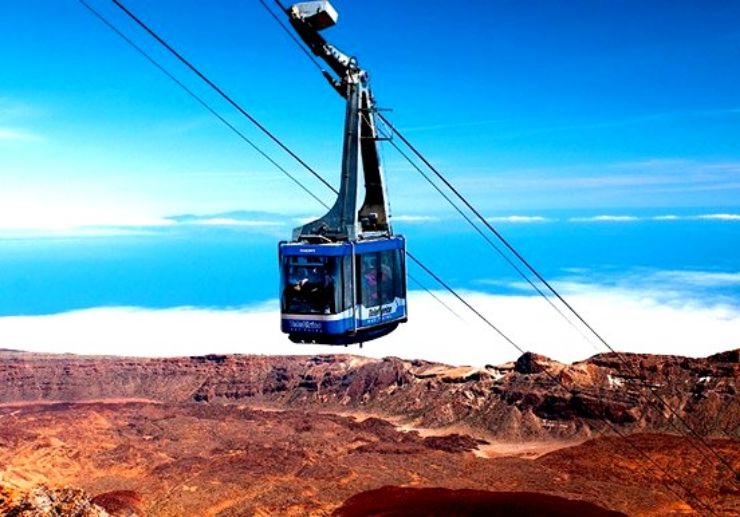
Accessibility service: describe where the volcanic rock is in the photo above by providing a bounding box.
[0,349,736,440]
[331,486,628,517]
[514,352,554,374]
[0,484,109,516]
[0,349,737,515]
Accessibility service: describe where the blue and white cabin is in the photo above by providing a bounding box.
[279,237,407,344]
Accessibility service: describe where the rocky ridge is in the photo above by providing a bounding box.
[0,349,738,515]
[0,349,736,440]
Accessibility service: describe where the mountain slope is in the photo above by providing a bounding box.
[1,349,736,440]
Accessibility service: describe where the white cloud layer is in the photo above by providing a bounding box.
[484,213,740,225]
[486,215,551,223]
[391,215,441,223]
[189,218,284,227]
[649,270,740,288]
[569,215,639,222]
[0,197,172,234]
[567,213,740,223]
[1,286,737,367]
[0,128,40,142]
[0,205,285,237]
[1,205,738,237]
[698,213,740,221]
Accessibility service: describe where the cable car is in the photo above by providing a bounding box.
[280,238,406,344]
[279,1,407,344]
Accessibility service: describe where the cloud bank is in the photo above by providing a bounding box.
[569,215,639,222]
[568,213,740,223]
[1,285,737,367]
[486,215,551,223]
[0,128,40,142]
[391,215,441,223]
[1,206,738,238]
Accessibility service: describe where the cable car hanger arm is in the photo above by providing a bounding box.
[282,1,391,243]
[276,0,359,96]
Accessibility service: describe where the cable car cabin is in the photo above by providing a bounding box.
[279,237,407,345]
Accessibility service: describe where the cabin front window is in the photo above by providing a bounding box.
[282,256,339,314]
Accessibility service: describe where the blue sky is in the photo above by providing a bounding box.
[1,1,739,363]
[1,0,740,229]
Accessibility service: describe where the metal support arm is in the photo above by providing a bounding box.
[288,1,392,242]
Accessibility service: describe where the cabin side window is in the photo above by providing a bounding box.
[394,248,406,300]
[378,250,396,305]
[282,255,338,314]
[358,253,380,308]
[357,248,404,309]
[341,254,353,312]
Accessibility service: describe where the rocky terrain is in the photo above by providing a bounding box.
[0,349,736,440]
[0,349,737,515]
[331,486,629,516]
[0,484,109,516]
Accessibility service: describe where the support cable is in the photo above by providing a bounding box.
[258,0,325,74]
[110,0,336,194]
[379,113,738,478]
[404,251,718,515]
[262,0,734,482]
[408,274,463,322]
[387,132,735,467]
[81,0,328,210]
[386,138,600,353]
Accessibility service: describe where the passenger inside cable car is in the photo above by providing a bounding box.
[361,255,379,307]
[358,250,402,310]
[282,256,337,314]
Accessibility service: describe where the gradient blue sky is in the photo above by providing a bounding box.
[1,1,740,363]
[1,0,739,228]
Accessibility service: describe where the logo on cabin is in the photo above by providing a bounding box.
[289,320,322,331]
[368,305,394,318]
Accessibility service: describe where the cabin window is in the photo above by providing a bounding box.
[341,255,353,311]
[378,250,396,304]
[357,248,405,309]
[282,256,339,314]
[358,253,380,308]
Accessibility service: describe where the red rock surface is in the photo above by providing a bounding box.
[332,486,628,517]
[0,350,737,515]
[91,491,144,516]
[0,484,109,516]
[1,401,737,515]
[0,350,736,440]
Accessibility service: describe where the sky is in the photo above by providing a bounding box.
[0,1,739,365]
[2,0,740,225]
